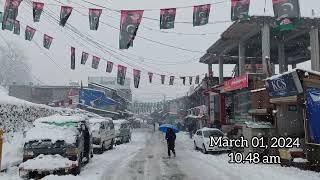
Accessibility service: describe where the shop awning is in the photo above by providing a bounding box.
[270,96,298,104]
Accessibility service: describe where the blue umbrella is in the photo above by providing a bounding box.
[159,124,179,133]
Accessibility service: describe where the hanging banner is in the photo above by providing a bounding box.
[161,75,165,84]
[195,75,200,84]
[193,4,210,26]
[160,8,176,29]
[33,1,44,22]
[89,8,102,30]
[169,76,175,85]
[13,20,20,35]
[231,0,250,21]
[148,72,153,83]
[119,10,144,49]
[180,77,186,85]
[92,56,100,69]
[305,88,320,144]
[2,0,22,31]
[224,74,248,92]
[60,6,73,27]
[106,61,113,72]
[272,0,300,20]
[25,26,36,41]
[117,65,127,85]
[81,51,89,65]
[189,76,193,85]
[43,34,53,49]
[71,47,75,70]
[133,69,141,88]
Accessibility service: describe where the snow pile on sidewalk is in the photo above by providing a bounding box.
[42,175,87,180]
[1,132,24,171]
[19,154,77,171]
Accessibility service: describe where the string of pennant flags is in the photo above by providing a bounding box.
[1,0,301,88]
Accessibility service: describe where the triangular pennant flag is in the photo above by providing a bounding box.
[119,10,144,49]
[133,69,141,88]
[169,76,175,85]
[189,76,193,85]
[25,26,36,41]
[193,4,210,26]
[71,47,75,70]
[272,0,300,20]
[106,61,113,73]
[161,75,165,84]
[81,52,89,65]
[43,34,53,49]
[33,2,44,22]
[231,0,251,21]
[148,72,153,83]
[2,0,22,31]
[160,8,176,29]
[60,6,73,27]
[92,56,100,69]
[13,20,20,35]
[180,77,186,85]
[117,65,127,85]
[195,75,200,84]
[89,9,102,30]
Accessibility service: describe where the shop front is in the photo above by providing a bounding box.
[265,69,320,169]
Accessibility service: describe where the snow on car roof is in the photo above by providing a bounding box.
[19,154,78,171]
[25,122,78,144]
[200,127,221,132]
[113,119,129,124]
[89,117,112,124]
[35,114,87,124]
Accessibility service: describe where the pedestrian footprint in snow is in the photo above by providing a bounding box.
[165,128,176,158]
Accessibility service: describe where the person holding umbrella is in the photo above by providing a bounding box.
[165,128,176,158]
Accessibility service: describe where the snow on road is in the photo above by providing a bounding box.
[0,128,320,180]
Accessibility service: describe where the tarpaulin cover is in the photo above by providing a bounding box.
[305,88,320,144]
[80,88,117,109]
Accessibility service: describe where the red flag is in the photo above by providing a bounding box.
[92,56,100,69]
[60,6,73,27]
[180,77,186,85]
[161,75,165,84]
[106,61,113,73]
[13,20,20,35]
[231,0,250,21]
[133,69,141,88]
[117,65,127,85]
[119,10,144,49]
[189,76,193,85]
[2,0,22,31]
[33,1,44,22]
[160,8,176,29]
[169,76,175,85]
[148,72,153,83]
[81,52,89,65]
[272,0,300,20]
[43,34,53,49]
[195,75,200,84]
[89,9,102,30]
[71,47,75,70]
[193,4,210,26]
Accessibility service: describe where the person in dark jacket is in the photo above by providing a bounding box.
[165,128,176,158]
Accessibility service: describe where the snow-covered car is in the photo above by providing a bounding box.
[21,115,93,178]
[89,117,115,153]
[193,128,230,154]
[113,119,131,145]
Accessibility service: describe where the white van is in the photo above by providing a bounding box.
[113,120,131,145]
[89,118,115,153]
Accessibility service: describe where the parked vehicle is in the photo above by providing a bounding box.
[89,117,115,153]
[113,119,131,145]
[193,128,230,154]
[21,115,93,178]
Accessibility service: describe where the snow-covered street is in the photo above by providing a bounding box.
[1,128,320,180]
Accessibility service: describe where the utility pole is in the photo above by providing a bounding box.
[163,94,166,112]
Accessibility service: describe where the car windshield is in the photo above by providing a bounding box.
[203,130,224,138]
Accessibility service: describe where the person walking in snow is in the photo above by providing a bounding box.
[165,128,176,158]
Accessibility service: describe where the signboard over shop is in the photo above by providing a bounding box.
[224,74,249,92]
[265,71,303,98]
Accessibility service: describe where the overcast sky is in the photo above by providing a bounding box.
[0,0,318,101]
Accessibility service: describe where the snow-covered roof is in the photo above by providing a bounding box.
[200,127,221,132]
[25,122,78,144]
[19,154,77,171]
[0,88,45,107]
[89,117,112,124]
[34,114,87,124]
[266,68,320,81]
[245,121,273,129]
[113,119,129,124]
